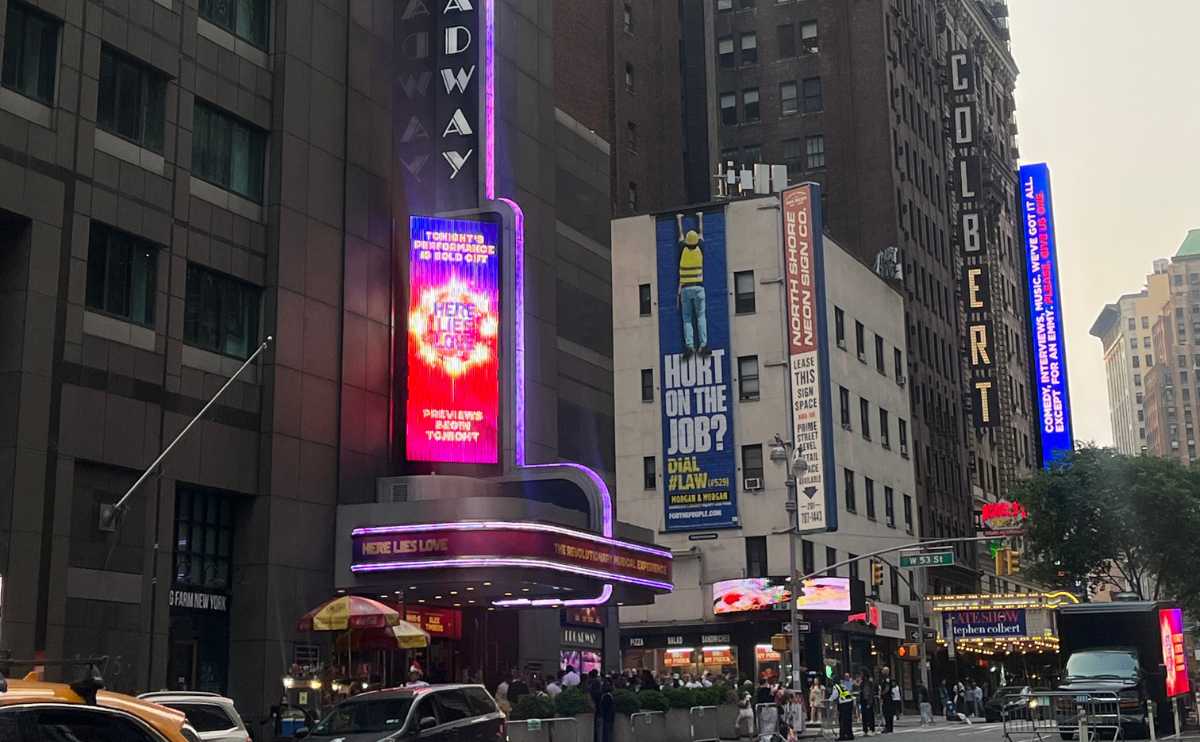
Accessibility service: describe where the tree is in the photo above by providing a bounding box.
[1011,446,1200,610]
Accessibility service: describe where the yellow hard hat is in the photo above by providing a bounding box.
[684,230,702,246]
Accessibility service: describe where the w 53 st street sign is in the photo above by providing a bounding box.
[899,550,955,568]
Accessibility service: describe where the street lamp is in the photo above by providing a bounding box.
[770,434,808,688]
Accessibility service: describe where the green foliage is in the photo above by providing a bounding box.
[553,687,594,716]
[613,688,641,715]
[663,686,696,709]
[1012,447,1200,613]
[637,689,670,712]
[693,685,728,706]
[509,694,556,721]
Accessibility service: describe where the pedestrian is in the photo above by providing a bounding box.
[877,667,895,734]
[639,669,658,691]
[782,690,806,736]
[598,679,616,742]
[546,672,563,698]
[836,673,856,741]
[937,681,948,717]
[915,683,933,727]
[509,673,530,705]
[495,674,512,716]
[736,691,756,740]
[972,683,983,718]
[809,680,825,724]
[404,669,429,688]
[858,671,876,736]
[563,665,581,687]
[702,671,714,688]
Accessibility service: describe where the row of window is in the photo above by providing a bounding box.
[832,306,907,384]
[744,536,916,603]
[720,78,822,126]
[840,469,913,532]
[2,2,268,202]
[720,134,825,184]
[717,21,818,69]
[836,386,910,457]
[86,222,261,358]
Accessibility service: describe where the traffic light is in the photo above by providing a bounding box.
[1005,549,1021,575]
[896,643,921,660]
[994,548,1006,576]
[871,560,884,587]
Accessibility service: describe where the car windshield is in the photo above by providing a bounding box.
[167,703,236,733]
[313,697,415,735]
[1066,651,1139,680]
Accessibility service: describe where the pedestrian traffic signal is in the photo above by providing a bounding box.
[896,643,921,660]
[871,560,884,586]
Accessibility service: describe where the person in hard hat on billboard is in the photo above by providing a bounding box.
[676,212,708,356]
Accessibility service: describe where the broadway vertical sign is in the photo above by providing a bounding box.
[781,184,836,533]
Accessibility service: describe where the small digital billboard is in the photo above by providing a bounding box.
[712,576,851,614]
[405,216,501,464]
[1159,607,1190,697]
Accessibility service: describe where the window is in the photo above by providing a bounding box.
[879,408,890,448]
[802,539,815,574]
[626,121,638,153]
[741,33,758,65]
[739,0,754,7]
[627,181,638,210]
[174,486,234,591]
[184,264,261,358]
[623,0,633,32]
[1128,318,1136,330]
[743,88,760,122]
[199,0,270,49]
[643,456,656,490]
[745,536,768,578]
[860,398,871,439]
[169,703,237,734]
[718,36,735,68]
[733,270,756,313]
[1132,355,1140,368]
[839,386,851,428]
[800,20,819,51]
[778,24,796,58]
[1134,373,1141,387]
[1129,337,1137,349]
[890,567,899,603]
[98,46,166,152]
[86,223,157,327]
[742,145,762,163]
[1143,316,1151,329]
[844,468,856,512]
[1,2,59,104]
[638,284,652,316]
[783,137,802,180]
[835,307,845,348]
[894,348,904,381]
[801,77,823,112]
[742,444,764,482]
[779,81,798,115]
[718,0,732,10]
[806,134,825,168]
[898,418,909,456]
[26,708,162,742]
[884,486,896,527]
[193,101,267,202]
[624,62,634,91]
[903,494,913,533]
[825,546,838,577]
[640,369,654,401]
[738,355,760,400]
[865,478,876,519]
[855,320,865,360]
[1147,355,1153,366]
[849,554,859,581]
[875,335,886,374]
[720,92,737,125]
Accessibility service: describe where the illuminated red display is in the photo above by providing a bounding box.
[1159,607,1190,697]
[405,216,501,464]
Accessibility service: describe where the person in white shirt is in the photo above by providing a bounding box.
[701,672,714,688]
[405,670,430,688]
[562,665,581,687]
[546,671,564,697]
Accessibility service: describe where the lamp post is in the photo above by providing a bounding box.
[770,433,808,688]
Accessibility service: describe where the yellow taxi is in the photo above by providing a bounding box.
[0,665,199,741]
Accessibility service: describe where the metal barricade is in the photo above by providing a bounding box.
[689,705,720,742]
[821,698,842,740]
[754,703,782,741]
[507,717,581,742]
[1001,690,1125,742]
[629,710,665,742]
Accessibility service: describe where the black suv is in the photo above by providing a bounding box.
[299,685,505,742]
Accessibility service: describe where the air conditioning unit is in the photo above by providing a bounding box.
[841,422,853,431]
[837,339,847,350]
[900,444,909,457]
[743,477,763,491]
[897,375,907,387]
[858,351,867,363]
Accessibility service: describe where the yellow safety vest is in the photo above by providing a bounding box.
[679,245,703,285]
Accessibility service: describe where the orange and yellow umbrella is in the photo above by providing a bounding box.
[297,596,401,632]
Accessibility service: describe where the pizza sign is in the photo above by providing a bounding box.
[979,501,1028,535]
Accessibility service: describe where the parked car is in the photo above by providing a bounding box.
[299,684,505,742]
[0,668,199,742]
[983,685,1032,722]
[141,691,251,742]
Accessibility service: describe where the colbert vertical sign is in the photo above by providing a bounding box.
[781,184,837,533]
[395,0,481,214]
[656,211,738,531]
[1019,163,1074,467]
[950,48,998,428]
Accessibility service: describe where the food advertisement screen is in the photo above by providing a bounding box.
[712,576,850,614]
[405,216,501,464]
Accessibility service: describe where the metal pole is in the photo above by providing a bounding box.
[102,336,273,526]
[787,481,802,689]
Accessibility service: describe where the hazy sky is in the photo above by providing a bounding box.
[1007,0,1200,447]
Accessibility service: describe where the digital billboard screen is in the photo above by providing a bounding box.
[405,216,501,464]
[1159,607,1190,697]
[1019,163,1074,467]
[712,576,850,614]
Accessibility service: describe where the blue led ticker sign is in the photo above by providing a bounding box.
[1019,163,1074,468]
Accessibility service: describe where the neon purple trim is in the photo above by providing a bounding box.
[497,197,525,468]
[493,584,614,608]
[522,462,614,537]
[349,557,673,591]
[351,520,671,558]
[484,0,496,200]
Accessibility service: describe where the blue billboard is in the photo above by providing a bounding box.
[657,210,738,530]
[1019,163,1074,468]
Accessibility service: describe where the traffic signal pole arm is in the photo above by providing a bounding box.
[793,534,999,584]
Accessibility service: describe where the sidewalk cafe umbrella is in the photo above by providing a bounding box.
[298,596,402,681]
[335,621,430,651]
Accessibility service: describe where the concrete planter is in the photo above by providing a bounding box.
[615,711,666,742]
[665,709,691,742]
[577,712,595,742]
[716,704,741,740]
[508,715,592,742]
